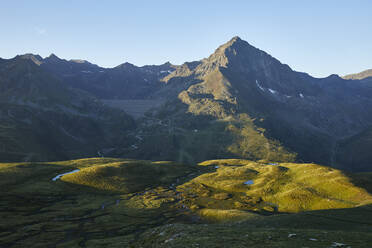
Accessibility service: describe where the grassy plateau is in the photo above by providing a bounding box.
[1,158,372,247]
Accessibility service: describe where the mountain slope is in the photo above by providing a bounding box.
[0,56,135,162]
[131,37,372,170]
[343,68,372,80]
[39,54,176,100]
[335,126,372,172]
[3,38,372,170]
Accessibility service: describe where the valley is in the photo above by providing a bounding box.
[102,99,165,119]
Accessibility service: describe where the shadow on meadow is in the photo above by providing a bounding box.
[1,158,372,247]
[349,171,372,195]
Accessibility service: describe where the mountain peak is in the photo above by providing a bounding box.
[17,54,43,65]
[45,53,61,61]
[217,36,246,52]
[48,53,57,58]
[116,62,137,70]
[229,36,242,43]
[162,61,172,66]
[199,36,258,72]
[327,74,341,80]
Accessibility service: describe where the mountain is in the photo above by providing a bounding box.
[119,37,372,170]
[334,126,372,172]
[343,68,372,80]
[39,54,176,99]
[0,55,135,162]
[2,38,372,246]
[2,37,372,171]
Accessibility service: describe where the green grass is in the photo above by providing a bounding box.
[226,114,297,162]
[134,221,372,248]
[1,158,372,247]
[176,159,372,220]
[61,160,193,193]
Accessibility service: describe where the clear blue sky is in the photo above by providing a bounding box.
[1,0,371,77]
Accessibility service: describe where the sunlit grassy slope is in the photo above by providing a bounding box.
[172,159,372,223]
[61,160,193,193]
[1,158,372,247]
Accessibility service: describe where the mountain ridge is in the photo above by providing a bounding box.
[2,37,372,171]
[343,68,372,80]
[138,37,372,169]
[0,55,135,162]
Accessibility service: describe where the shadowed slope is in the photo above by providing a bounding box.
[0,56,135,162]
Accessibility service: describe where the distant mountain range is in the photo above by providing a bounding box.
[0,55,134,162]
[1,36,372,171]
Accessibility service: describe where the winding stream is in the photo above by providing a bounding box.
[52,169,80,181]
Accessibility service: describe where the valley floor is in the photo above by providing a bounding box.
[1,158,372,247]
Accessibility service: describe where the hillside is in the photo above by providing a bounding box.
[1,158,372,247]
[39,54,176,100]
[124,37,372,170]
[335,126,372,172]
[343,68,372,80]
[0,56,135,162]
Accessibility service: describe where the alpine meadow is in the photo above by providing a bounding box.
[1,1,372,247]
